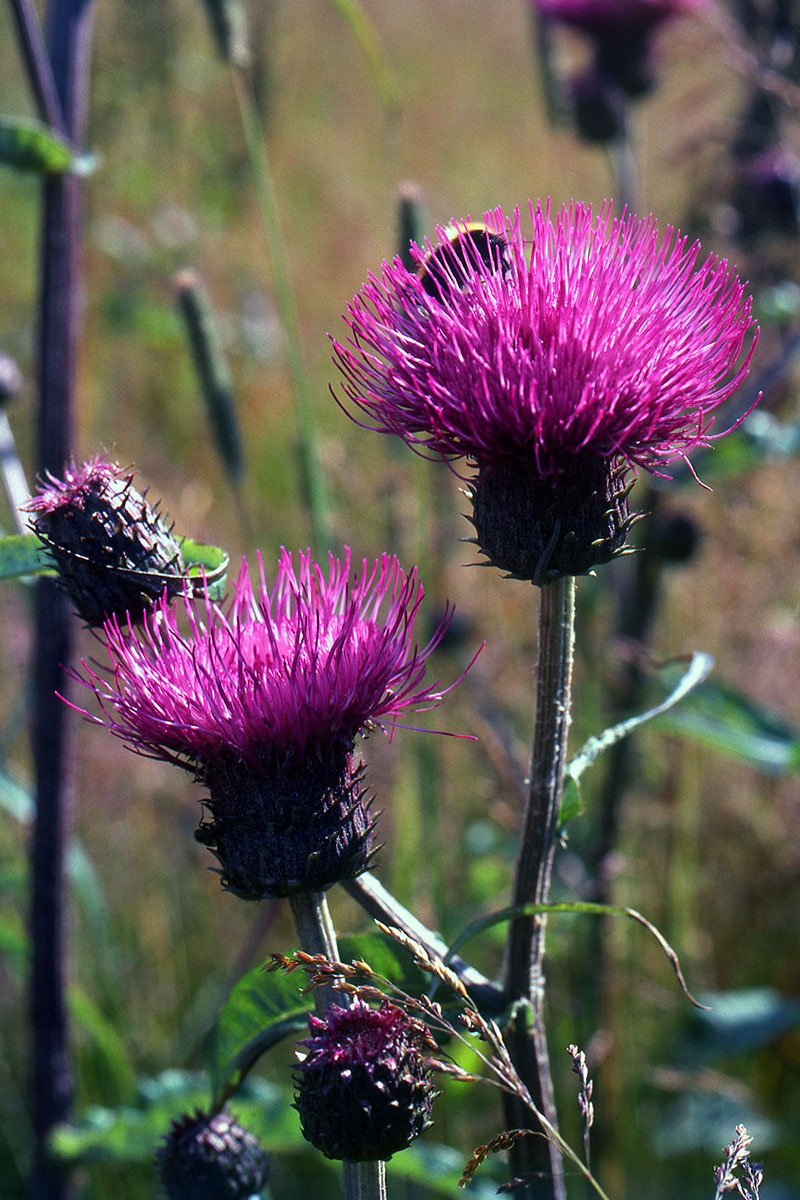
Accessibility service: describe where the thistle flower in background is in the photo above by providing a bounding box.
[75,548,462,899]
[157,1110,270,1200]
[334,202,757,585]
[27,457,185,626]
[536,0,708,97]
[294,997,436,1161]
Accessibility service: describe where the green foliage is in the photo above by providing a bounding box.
[204,929,430,1107]
[687,989,800,1059]
[50,1071,293,1164]
[658,676,800,773]
[0,117,96,176]
[561,652,714,825]
[0,532,228,598]
[203,964,311,1107]
[0,533,54,580]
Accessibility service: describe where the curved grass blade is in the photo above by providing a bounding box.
[443,901,707,1010]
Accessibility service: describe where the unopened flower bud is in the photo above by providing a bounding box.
[27,458,185,626]
[295,998,436,1161]
[157,1109,270,1200]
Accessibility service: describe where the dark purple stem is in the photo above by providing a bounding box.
[9,0,67,135]
[28,3,95,1198]
[501,576,575,1200]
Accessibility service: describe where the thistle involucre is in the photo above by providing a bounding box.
[76,549,458,898]
[294,998,436,1161]
[157,1110,270,1200]
[27,457,184,626]
[334,202,757,584]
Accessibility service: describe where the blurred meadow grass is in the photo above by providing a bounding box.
[1,1,800,1197]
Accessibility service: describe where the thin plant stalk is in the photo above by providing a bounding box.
[9,0,67,134]
[342,1160,388,1200]
[288,889,348,1014]
[22,2,96,1198]
[229,64,333,555]
[288,889,387,1200]
[501,575,576,1200]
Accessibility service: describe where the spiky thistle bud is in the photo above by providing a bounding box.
[294,998,436,1161]
[157,1110,270,1200]
[27,458,185,626]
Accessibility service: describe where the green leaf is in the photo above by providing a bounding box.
[338,929,429,998]
[51,1072,295,1164]
[0,768,33,821]
[203,964,311,1107]
[0,533,54,580]
[0,117,75,174]
[0,770,114,958]
[0,911,28,970]
[443,901,705,1010]
[652,1091,778,1158]
[393,1140,499,1199]
[562,652,714,823]
[179,538,229,599]
[657,677,800,774]
[688,987,800,1057]
[68,988,138,1105]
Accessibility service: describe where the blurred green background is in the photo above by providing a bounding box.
[1,1,799,1197]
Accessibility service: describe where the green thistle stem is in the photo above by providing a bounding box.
[230,65,333,556]
[342,1160,388,1200]
[288,889,345,1015]
[502,574,576,1200]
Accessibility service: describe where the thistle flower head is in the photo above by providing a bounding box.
[75,548,461,897]
[294,998,436,1161]
[157,1109,270,1200]
[28,457,184,626]
[334,201,757,583]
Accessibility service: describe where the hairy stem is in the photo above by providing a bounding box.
[27,4,95,1199]
[342,1160,388,1200]
[501,575,576,1200]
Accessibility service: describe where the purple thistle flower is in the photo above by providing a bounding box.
[74,548,462,898]
[28,457,185,626]
[333,201,757,583]
[294,997,436,1161]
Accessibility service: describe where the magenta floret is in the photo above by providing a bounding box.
[76,547,454,767]
[333,201,757,482]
